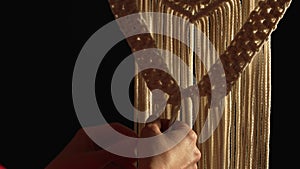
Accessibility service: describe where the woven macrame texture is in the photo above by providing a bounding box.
[109,0,291,168]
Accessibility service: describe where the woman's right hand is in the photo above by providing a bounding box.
[138,117,201,169]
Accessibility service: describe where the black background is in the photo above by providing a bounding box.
[0,0,299,168]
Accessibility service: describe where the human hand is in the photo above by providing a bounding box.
[138,117,201,169]
[45,123,137,169]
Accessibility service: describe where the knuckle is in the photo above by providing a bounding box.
[147,124,161,133]
[195,149,201,161]
[188,130,198,141]
[141,124,161,136]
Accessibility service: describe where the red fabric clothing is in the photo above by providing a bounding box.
[0,164,6,169]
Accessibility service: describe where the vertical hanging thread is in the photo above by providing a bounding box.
[134,0,272,168]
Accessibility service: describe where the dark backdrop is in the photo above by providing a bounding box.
[0,0,298,168]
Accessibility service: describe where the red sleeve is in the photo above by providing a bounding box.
[0,164,6,169]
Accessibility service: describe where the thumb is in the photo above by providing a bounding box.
[141,115,162,138]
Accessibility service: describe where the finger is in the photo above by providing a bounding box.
[141,115,162,137]
[147,117,171,132]
[145,115,161,128]
[110,123,138,138]
[162,121,191,141]
[186,163,198,169]
[187,130,198,144]
[193,148,201,163]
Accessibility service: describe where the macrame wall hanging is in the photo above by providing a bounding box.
[109,0,291,168]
